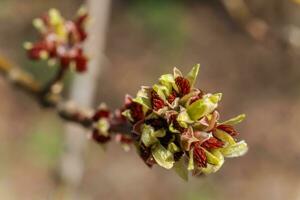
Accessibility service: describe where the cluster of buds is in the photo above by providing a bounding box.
[24,8,88,72]
[91,104,133,151]
[122,65,248,179]
[19,7,248,180]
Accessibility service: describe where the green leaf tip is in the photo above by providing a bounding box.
[221,114,246,126]
[187,64,200,87]
[221,140,248,158]
[187,93,221,121]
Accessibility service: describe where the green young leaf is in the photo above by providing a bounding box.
[159,74,174,91]
[174,157,188,181]
[169,123,181,133]
[97,119,110,137]
[214,129,236,145]
[203,148,221,165]
[187,149,194,171]
[133,87,152,109]
[177,110,194,128]
[201,150,224,174]
[220,114,246,126]
[220,140,248,158]
[167,97,180,109]
[159,73,179,93]
[121,109,134,122]
[168,142,180,153]
[153,129,166,138]
[153,84,169,101]
[152,143,175,169]
[133,95,151,110]
[173,67,183,78]
[187,93,222,121]
[141,125,166,147]
[186,64,200,87]
[141,125,157,147]
[210,93,222,103]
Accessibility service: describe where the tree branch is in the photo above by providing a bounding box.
[0,55,41,94]
[0,54,131,135]
[39,67,67,107]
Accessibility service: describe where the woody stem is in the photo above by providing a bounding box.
[39,67,67,107]
[0,54,132,135]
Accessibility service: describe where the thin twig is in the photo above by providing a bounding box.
[0,54,131,134]
[39,67,67,107]
[0,55,41,94]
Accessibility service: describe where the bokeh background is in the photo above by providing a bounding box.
[0,0,300,199]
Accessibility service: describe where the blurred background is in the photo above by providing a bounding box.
[0,0,300,199]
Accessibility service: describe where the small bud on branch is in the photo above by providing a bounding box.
[25,8,89,73]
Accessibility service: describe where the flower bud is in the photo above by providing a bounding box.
[122,65,248,179]
[25,8,89,73]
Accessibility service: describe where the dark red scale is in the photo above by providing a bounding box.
[201,137,224,149]
[151,90,165,111]
[175,77,190,96]
[167,90,177,104]
[128,102,144,123]
[92,130,111,144]
[193,143,207,168]
[92,109,110,122]
[217,124,238,136]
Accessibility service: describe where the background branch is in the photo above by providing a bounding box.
[0,55,41,94]
[220,0,269,41]
[0,54,130,134]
